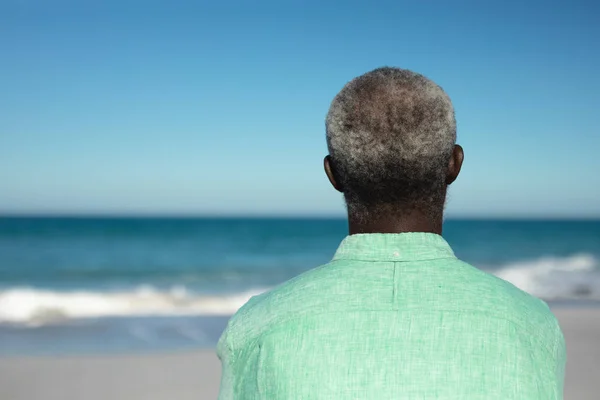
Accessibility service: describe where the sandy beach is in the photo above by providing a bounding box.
[1,308,598,400]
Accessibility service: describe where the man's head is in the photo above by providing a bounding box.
[325,67,463,224]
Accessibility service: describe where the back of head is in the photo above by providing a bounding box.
[326,67,457,222]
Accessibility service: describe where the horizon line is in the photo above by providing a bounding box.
[1,213,599,221]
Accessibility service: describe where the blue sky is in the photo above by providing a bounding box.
[1,0,599,217]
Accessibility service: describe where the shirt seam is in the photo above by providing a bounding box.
[332,255,457,263]
[224,328,238,373]
[256,342,265,400]
[392,262,399,310]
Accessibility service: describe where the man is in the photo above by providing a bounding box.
[217,67,566,399]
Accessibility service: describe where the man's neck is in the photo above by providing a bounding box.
[348,210,443,235]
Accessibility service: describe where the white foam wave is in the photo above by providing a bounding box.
[0,286,267,326]
[1,254,599,326]
[491,253,600,300]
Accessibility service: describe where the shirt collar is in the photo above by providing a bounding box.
[332,232,456,262]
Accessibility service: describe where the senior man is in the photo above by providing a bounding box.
[217,67,566,399]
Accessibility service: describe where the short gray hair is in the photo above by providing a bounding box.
[325,67,456,221]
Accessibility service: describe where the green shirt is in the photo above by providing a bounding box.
[217,233,566,399]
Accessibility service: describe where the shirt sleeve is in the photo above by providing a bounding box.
[217,329,235,400]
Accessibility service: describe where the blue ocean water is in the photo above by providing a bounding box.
[1,217,599,355]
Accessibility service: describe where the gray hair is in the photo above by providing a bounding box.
[325,67,457,222]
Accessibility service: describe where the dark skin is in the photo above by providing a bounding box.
[324,145,464,236]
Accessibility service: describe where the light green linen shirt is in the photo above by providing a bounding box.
[217,233,566,399]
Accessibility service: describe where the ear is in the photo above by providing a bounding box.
[446,144,464,185]
[324,155,344,192]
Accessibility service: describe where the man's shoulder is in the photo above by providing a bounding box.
[454,259,560,330]
[472,263,565,361]
[221,261,346,349]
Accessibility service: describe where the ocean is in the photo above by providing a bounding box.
[1,217,599,355]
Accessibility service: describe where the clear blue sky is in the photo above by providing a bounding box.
[1,0,598,217]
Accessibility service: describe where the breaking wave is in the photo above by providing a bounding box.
[1,254,598,326]
[0,286,266,326]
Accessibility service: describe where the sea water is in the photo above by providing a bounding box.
[1,217,599,354]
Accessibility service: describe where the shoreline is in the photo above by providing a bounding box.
[0,308,598,400]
